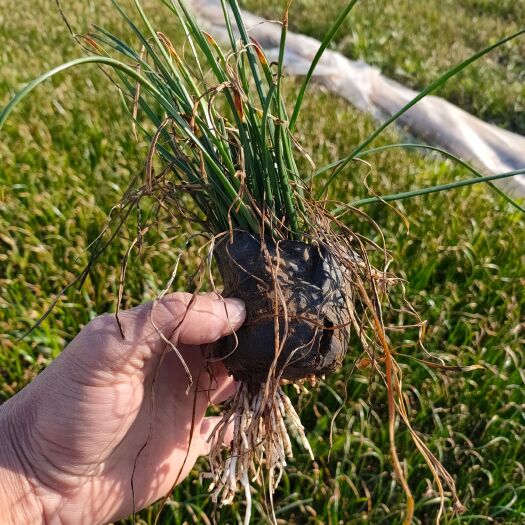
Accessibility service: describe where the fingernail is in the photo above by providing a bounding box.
[223,297,246,324]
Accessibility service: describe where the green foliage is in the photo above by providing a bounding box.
[242,0,525,135]
[4,1,521,241]
[1,0,524,523]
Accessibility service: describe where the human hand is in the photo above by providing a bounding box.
[0,292,245,524]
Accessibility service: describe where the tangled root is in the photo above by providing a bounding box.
[208,382,313,524]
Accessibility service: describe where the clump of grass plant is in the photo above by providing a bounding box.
[1,1,524,523]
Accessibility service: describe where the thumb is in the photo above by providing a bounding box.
[172,293,246,346]
[110,292,246,352]
[61,292,245,376]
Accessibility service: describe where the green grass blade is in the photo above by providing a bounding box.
[358,143,525,214]
[334,168,525,214]
[317,28,525,197]
[171,0,249,130]
[289,0,359,131]
[161,0,207,81]
[0,56,167,129]
[227,0,266,104]
[0,55,258,230]
[219,0,239,53]
[273,1,299,234]
[110,0,193,111]
[276,1,290,120]
[130,0,182,82]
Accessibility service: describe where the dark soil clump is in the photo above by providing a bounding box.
[212,231,352,386]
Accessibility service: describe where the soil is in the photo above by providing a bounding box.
[211,231,352,386]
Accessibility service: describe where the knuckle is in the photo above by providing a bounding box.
[157,292,192,320]
[86,312,113,331]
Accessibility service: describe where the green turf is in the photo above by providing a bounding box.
[1,1,524,523]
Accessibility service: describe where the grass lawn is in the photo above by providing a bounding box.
[242,0,525,135]
[1,0,524,523]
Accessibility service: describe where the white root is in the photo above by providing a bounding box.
[208,382,313,524]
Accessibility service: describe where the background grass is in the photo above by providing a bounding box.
[241,0,525,135]
[1,0,524,523]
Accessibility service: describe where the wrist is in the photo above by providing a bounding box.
[0,397,44,524]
